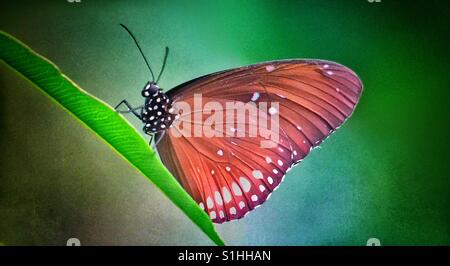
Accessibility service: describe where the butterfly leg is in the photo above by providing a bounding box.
[148,134,154,146]
[143,130,164,150]
[115,99,143,120]
[144,131,155,147]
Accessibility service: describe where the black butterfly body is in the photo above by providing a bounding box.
[140,82,177,134]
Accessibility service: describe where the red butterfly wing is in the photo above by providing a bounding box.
[156,60,362,223]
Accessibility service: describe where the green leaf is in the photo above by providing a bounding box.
[0,31,224,246]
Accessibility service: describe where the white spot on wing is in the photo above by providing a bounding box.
[223,187,232,203]
[251,195,258,202]
[252,170,263,179]
[214,191,223,206]
[239,177,251,192]
[251,92,260,102]
[207,197,214,209]
[266,65,275,72]
[217,149,224,156]
[259,185,266,192]
[232,182,242,196]
[268,107,278,115]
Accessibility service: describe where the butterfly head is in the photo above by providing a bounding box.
[119,24,175,135]
[141,81,161,98]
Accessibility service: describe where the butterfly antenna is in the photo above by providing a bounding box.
[156,47,169,84]
[120,23,155,82]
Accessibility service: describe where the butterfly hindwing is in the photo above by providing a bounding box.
[156,60,362,223]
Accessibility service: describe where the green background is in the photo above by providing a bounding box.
[1,0,449,245]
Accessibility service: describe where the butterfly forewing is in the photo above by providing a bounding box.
[157,60,362,223]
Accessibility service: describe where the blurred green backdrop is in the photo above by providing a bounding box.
[0,0,449,245]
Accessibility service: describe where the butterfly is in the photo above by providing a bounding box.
[116,24,363,223]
